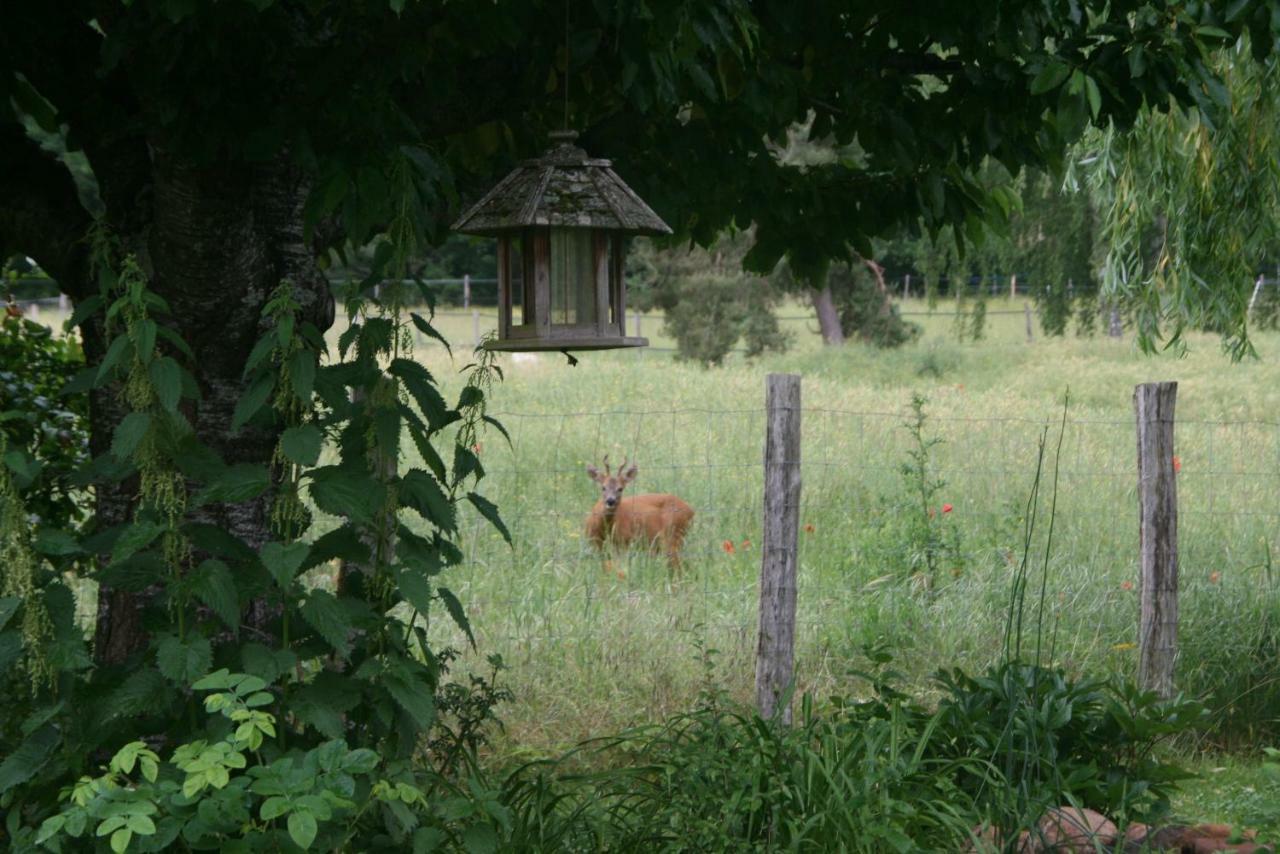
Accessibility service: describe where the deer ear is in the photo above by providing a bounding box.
[621,463,638,483]
[586,465,601,482]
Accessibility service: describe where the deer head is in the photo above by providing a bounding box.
[586,455,638,514]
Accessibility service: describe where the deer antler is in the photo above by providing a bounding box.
[620,455,629,474]
[602,454,611,476]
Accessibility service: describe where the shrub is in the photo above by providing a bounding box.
[654,273,791,367]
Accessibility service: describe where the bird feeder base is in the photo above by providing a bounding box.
[483,336,649,352]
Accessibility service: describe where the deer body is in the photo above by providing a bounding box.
[585,458,694,575]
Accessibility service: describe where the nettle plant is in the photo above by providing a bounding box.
[0,243,511,851]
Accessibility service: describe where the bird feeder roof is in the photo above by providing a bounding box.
[452,131,673,238]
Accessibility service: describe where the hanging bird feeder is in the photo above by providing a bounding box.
[452,131,671,351]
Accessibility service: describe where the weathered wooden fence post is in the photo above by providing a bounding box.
[1135,381,1179,699]
[1024,303,1034,343]
[463,273,471,309]
[1108,304,1123,338]
[756,373,801,724]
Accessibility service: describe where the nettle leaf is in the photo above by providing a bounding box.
[190,559,241,631]
[3,449,41,486]
[409,313,451,357]
[135,319,158,363]
[309,466,384,525]
[194,463,271,506]
[112,412,152,460]
[395,525,441,575]
[466,492,511,546]
[452,445,483,485]
[34,528,85,557]
[289,350,317,402]
[399,470,455,532]
[389,359,449,429]
[95,334,130,385]
[481,414,512,449]
[393,565,435,614]
[261,541,310,589]
[405,414,447,483]
[156,634,213,685]
[303,525,371,571]
[244,335,276,377]
[111,520,166,563]
[382,657,436,730]
[281,424,323,467]
[301,590,353,657]
[232,373,275,432]
[436,586,475,650]
[0,725,59,795]
[0,597,19,631]
[66,294,104,330]
[99,552,168,592]
[292,671,361,740]
[240,643,298,684]
[148,357,183,412]
[184,523,260,566]
[103,668,169,722]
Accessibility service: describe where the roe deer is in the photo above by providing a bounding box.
[585,456,694,577]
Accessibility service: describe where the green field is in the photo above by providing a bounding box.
[368,297,1280,758]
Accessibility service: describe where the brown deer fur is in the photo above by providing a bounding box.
[585,457,694,575]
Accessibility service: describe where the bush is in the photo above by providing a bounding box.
[827,262,921,348]
[653,274,791,367]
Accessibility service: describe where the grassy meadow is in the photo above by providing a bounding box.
[376,297,1280,759]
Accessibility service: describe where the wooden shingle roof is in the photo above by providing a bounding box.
[452,131,672,237]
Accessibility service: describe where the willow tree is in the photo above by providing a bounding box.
[1081,37,1280,358]
[2,1,1276,664]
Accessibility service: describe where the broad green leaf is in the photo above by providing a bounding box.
[382,659,436,729]
[66,295,104,330]
[393,565,435,614]
[34,528,86,557]
[302,525,371,571]
[288,810,318,849]
[1084,75,1101,118]
[261,540,310,589]
[289,350,317,402]
[232,373,275,432]
[156,634,213,685]
[0,598,18,631]
[466,492,510,545]
[463,823,498,854]
[95,334,130,385]
[309,466,384,525]
[135,319,157,363]
[409,313,451,357]
[301,590,353,657]
[190,559,240,630]
[399,470,455,532]
[111,520,166,563]
[194,463,270,506]
[389,359,449,429]
[1030,60,1071,95]
[111,412,152,460]
[0,726,59,794]
[148,357,183,412]
[281,424,323,467]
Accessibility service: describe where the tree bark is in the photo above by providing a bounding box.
[810,285,844,346]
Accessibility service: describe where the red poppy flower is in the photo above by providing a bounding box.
[803,524,815,533]
[942,503,953,514]
[741,539,752,549]
[472,442,483,455]
[1209,571,1221,584]
[1121,580,1134,591]
[722,540,735,554]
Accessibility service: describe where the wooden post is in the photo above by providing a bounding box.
[1010,273,1017,299]
[1248,275,1264,318]
[472,310,480,347]
[1024,303,1034,343]
[1135,382,1178,699]
[903,273,911,299]
[463,273,471,309]
[756,373,801,724]
[1108,305,1123,338]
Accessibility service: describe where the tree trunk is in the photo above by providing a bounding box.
[810,285,844,346]
[88,149,334,664]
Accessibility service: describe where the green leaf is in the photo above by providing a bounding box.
[462,823,498,854]
[0,597,18,632]
[95,334,130,385]
[1084,74,1101,118]
[190,559,240,630]
[111,520,166,563]
[302,525,371,571]
[383,658,436,729]
[289,350,317,402]
[261,540,309,589]
[232,373,275,432]
[1030,60,1071,95]
[0,725,59,794]
[112,412,152,460]
[309,466,384,525]
[149,357,183,412]
[281,424,323,467]
[260,795,291,820]
[409,313,451,357]
[3,449,40,485]
[395,525,441,575]
[301,590,353,657]
[399,470,455,532]
[156,634,213,685]
[393,565,435,614]
[243,334,276,376]
[466,492,510,545]
[135,319,157,363]
[389,358,449,429]
[288,810,318,849]
[437,586,474,650]
[34,528,86,557]
[66,295,104,330]
[110,828,133,853]
[194,464,271,506]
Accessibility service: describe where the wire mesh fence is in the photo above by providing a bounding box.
[428,391,1280,711]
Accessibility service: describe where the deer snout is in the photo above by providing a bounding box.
[604,496,618,508]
